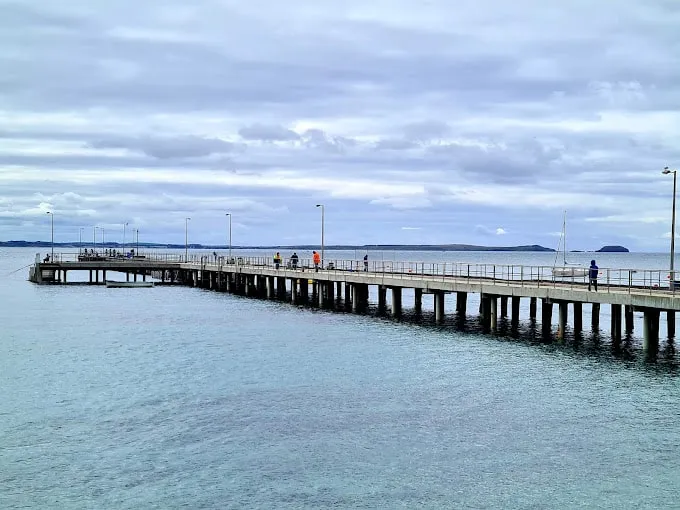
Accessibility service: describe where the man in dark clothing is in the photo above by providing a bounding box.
[363,254,368,271]
[290,252,299,269]
[589,259,599,291]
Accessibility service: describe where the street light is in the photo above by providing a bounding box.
[225,213,232,260]
[135,228,139,254]
[185,217,191,261]
[101,227,105,248]
[46,211,53,260]
[663,166,677,285]
[315,204,324,268]
[123,222,128,255]
[79,227,84,254]
[93,226,98,251]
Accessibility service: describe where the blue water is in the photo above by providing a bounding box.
[3,248,680,509]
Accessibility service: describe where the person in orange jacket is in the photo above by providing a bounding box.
[312,250,321,272]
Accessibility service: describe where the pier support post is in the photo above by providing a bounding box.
[435,292,445,325]
[541,299,553,337]
[611,304,622,341]
[573,302,583,335]
[529,297,537,320]
[378,286,387,313]
[245,275,254,297]
[480,294,491,329]
[592,303,600,330]
[267,276,275,299]
[291,279,298,305]
[500,296,508,318]
[391,287,402,317]
[643,309,660,354]
[63,271,67,284]
[456,292,467,315]
[277,277,286,299]
[102,270,107,283]
[414,288,423,315]
[668,311,676,339]
[299,279,309,303]
[352,284,368,313]
[557,302,568,340]
[511,296,520,327]
[90,270,93,283]
[625,305,634,334]
[327,282,334,308]
[336,281,342,300]
[318,282,325,307]
[344,283,351,309]
[490,296,498,331]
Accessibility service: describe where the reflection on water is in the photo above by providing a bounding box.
[283,292,680,373]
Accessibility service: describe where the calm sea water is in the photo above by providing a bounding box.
[2,247,680,509]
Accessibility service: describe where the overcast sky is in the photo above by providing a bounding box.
[1,0,679,250]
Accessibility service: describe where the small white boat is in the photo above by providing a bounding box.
[105,280,154,288]
[551,211,588,278]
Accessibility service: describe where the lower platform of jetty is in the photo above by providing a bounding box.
[28,253,680,356]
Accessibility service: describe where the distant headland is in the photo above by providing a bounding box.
[0,240,629,252]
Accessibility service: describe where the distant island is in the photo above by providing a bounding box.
[0,240,557,252]
[596,245,629,253]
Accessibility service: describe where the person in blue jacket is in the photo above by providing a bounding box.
[588,259,599,291]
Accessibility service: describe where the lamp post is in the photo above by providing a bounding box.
[93,226,98,251]
[79,227,84,254]
[135,228,139,254]
[123,222,128,255]
[663,166,677,284]
[46,211,53,260]
[315,204,324,267]
[185,217,191,261]
[101,227,105,248]
[225,213,232,259]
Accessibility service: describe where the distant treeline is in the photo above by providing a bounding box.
[1,240,556,252]
[0,241,630,252]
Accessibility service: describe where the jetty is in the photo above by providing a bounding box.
[28,252,680,354]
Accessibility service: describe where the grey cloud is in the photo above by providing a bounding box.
[87,135,239,159]
[402,120,450,141]
[374,139,419,151]
[301,129,357,153]
[238,124,300,142]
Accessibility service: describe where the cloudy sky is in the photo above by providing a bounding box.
[1,0,680,250]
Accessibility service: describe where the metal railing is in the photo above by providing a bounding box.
[37,253,678,295]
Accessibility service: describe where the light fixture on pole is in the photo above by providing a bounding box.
[101,227,105,248]
[79,227,84,254]
[315,204,325,268]
[663,166,677,286]
[93,226,98,251]
[225,213,232,260]
[185,217,191,261]
[46,211,54,260]
[123,222,128,255]
[135,228,139,254]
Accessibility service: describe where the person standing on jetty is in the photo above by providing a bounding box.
[313,250,321,272]
[274,252,282,269]
[364,254,369,271]
[588,259,599,291]
[290,252,299,269]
